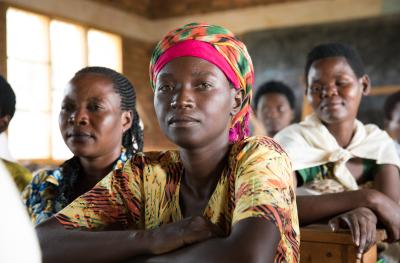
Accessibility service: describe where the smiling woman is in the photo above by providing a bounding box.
[36,23,299,263]
[275,43,400,260]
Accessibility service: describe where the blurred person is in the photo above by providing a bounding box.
[253,81,295,137]
[384,91,400,156]
[0,75,32,191]
[275,43,400,261]
[23,66,144,225]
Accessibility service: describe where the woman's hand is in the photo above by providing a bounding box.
[148,216,224,255]
[328,207,377,258]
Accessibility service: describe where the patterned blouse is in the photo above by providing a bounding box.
[56,137,299,262]
[296,159,378,194]
[22,151,129,225]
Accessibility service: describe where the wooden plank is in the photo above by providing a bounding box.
[301,224,387,244]
[301,225,354,245]
[300,224,387,263]
[301,242,345,263]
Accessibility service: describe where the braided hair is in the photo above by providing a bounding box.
[57,66,143,205]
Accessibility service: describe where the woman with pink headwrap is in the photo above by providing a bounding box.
[36,23,299,263]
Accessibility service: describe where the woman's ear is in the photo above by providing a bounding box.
[360,74,371,95]
[231,89,244,116]
[121,110,133,133]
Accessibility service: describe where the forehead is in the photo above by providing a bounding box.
[65,73,116,98]
[259,93,290,106]
[157,56,228,82]
[308,57,356,80]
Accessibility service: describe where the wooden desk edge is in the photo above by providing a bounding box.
[300,225,387,245]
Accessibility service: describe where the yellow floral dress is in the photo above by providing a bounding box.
[56,137,300,263]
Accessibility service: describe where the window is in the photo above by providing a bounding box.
[6,8,122,161]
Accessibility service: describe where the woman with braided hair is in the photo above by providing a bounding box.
[36,23,299,263]
[23,66,143,225]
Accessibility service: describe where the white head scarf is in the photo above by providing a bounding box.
[275,113,400,190]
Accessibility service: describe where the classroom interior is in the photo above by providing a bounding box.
[0,0,399,262]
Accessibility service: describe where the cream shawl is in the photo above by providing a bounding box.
[274,113,400,190]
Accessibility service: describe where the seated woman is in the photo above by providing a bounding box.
[274,43,400,258]
[23,66,144,225]
[36,23,299,263]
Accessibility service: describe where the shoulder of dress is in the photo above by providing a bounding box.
[130,150,181,167]
[234,136,287,153]
[30,168,63,186]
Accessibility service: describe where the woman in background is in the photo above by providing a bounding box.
[253,80,295,137]
[384,91,400,156]
[23,66,143,225]
[275,43,400,261]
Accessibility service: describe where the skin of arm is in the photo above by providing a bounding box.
[296,183,393,257]
[297,163,400,254]
[373,164,400,203]
[297,189,375,226]
[297,163,400,226]
[36,216,220,263]
[36,217,150,263]
[127,217,280,263]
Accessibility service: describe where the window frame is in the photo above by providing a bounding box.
[2,5,123,163]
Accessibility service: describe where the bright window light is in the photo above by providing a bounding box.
[6,8,49,62]
[88,29,122,72]
[6,8,122,161]
[7,8,51,159]
[50,20,86,160]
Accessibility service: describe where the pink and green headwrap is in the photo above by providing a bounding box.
[149,22,254,143]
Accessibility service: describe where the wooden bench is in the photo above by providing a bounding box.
[300,224,387,263]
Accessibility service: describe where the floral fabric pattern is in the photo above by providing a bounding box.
[22,151,129,225]
[56,137,300,263]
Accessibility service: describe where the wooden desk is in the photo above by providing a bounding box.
[300,224,386,263]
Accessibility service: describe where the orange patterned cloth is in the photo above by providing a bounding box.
[56,136,299,262]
